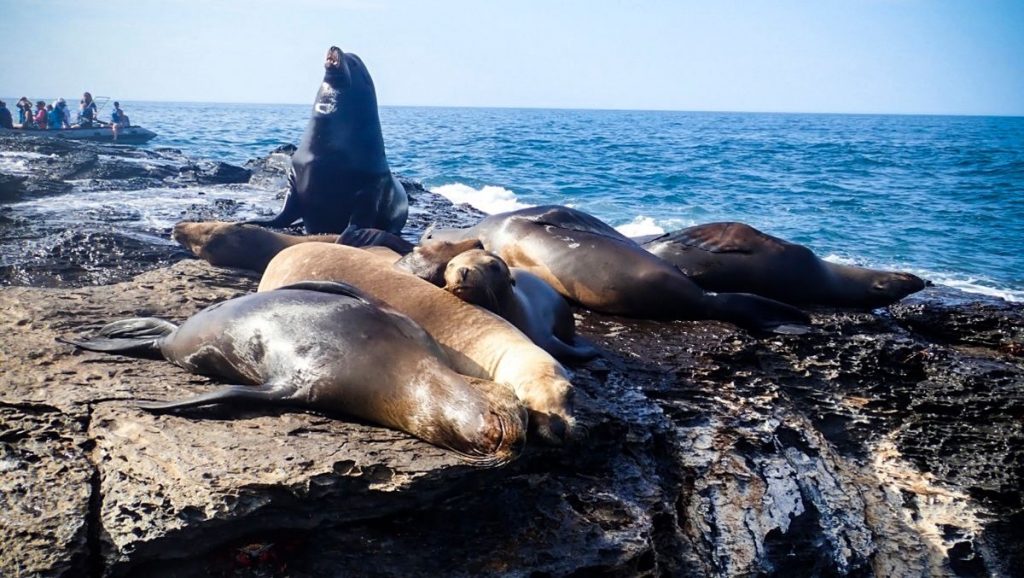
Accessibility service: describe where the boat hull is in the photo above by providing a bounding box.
[0,125,157,144]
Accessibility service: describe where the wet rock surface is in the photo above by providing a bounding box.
[1,136,1022,577]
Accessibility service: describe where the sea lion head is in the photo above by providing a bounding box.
[394,237,483,286]
[172,221,279,271]
[860,270,929,308]
[443,250,513,313]
[433,376,528,466]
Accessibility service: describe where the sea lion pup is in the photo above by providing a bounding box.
[259,242,575,443]
[641,223,928,309]
[422,205,810,332]
[60,281,526,466]
[245,46,408,234]
[172,221,413,273]
[444,250,600,362]
[393,237,484,285]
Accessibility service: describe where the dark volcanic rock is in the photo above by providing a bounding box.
[2,137,1022,576]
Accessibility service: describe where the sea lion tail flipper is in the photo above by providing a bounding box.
[58,317,177,359]
[708,293,811,333]
[545,336,602,363]
[137,383,294,412]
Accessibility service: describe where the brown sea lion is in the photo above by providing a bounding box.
[641,222,928,309]
[60,281,526,465]
[444,250,599,362]
[172,221,338,272]
[422,205,810,332]
[172,221,413,273]
[393,237,484,285]
[259,242,575,443]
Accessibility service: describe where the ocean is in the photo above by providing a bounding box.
[7,100,1024,301]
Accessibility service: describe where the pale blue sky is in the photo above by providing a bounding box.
[1,0,1021,115]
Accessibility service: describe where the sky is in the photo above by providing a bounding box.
[1,0,1022,115]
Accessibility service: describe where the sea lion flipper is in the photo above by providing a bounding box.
[137,383,296,413]
[515,206,633,243]
[244,169,303,228]
[273,280,376,305]
[544,336,602,363]
[58,317,176,359]
[658,223,786,254]
[338,226,414,255]
[705,292,811,332]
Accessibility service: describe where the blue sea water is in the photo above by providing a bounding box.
[121,102,1024,301]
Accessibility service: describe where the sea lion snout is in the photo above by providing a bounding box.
[325,46,343,69]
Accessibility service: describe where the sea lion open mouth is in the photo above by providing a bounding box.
[325,46,343,69]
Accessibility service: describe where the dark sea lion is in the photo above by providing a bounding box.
[422,205,810,331]
[641,222,928,309]
[60,281,526,465]
[444,250,599,362]
[246,46,408,234]
[259,242,575,443]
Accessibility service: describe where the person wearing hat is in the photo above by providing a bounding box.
[33,101,48,130]
[110,101,130,141]
[16,97,33,128]
[0,100,13,130]
[55,98,71,129]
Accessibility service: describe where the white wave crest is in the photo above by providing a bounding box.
[430,183,533,215]
[615,215,665,238]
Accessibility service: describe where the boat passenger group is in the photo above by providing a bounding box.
[0,92,132,140]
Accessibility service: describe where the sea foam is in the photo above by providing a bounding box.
[430,183,533,215]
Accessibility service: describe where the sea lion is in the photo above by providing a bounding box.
[246,46,408,234]
[422,205,810,331]
[60,281,526,465]
[173,221,338,273]
[444,250,599,362]
[172,221,414,273]
[259,242,575,443]
[641,222,928,309]
[393,237,484,285]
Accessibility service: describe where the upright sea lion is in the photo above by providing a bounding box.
[444,250,599,362]
[422,205,810,331]
[641,223,928,309]
[259,242,575,443]
[61,281,526,465]
[246,46,408,234]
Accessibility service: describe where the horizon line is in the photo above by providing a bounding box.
[2,96,1022,119]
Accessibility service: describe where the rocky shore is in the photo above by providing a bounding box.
[1,135,1021,577]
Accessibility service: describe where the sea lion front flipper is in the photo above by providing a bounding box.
[137,383,297,413]
[705,292,811,332]
[651,222,788,254]
[338,225,414,255]
[244,169,303,229]
[544,336,602,363]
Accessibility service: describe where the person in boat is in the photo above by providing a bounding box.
[0,101,13,130]
[15,97,31,126]
[17,98,34,128]
[77,92,97,127]
[47,102,62,130]
[110,101,130,141]
[54,98,71,129]
[33,101,48,130]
